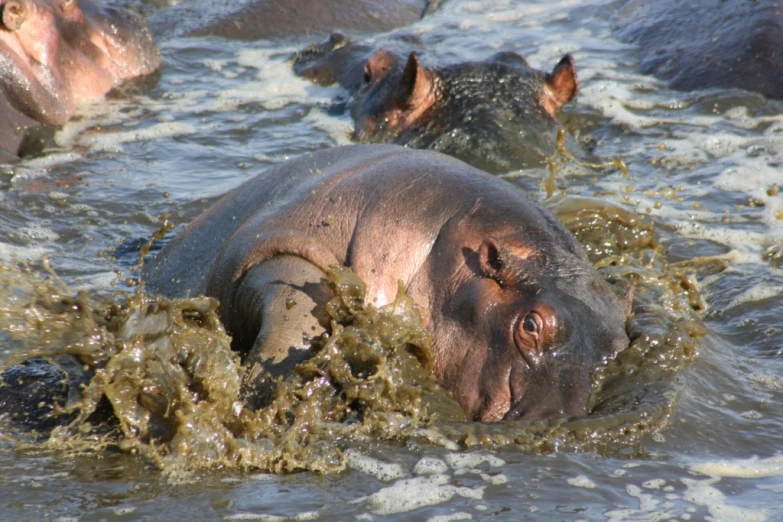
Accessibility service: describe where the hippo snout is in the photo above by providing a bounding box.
[504,369,592,421]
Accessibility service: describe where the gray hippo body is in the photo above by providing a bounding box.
[150,0,444,41]
[144,145,630,422]
[613,0,783,99]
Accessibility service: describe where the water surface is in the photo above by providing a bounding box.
[2,0,783,520]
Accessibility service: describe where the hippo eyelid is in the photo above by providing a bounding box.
[522,313,541,336]
[514,311,544,368]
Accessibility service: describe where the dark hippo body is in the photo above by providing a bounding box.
[0,95,43,161]
[0,357,90,434]
[0,0,160,158]
[144,145,630,422]
[612,0,783,99]
[150,0,444,41]
[295,37,579,173]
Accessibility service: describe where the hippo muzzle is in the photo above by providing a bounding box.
[503,297,630,422]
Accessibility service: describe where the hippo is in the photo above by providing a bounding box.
[0,357,90,434]
[0,0,160,158]
[612,0,783,99]
[149,0,445,41]
[295,35,580,173]
[143,145,630,422]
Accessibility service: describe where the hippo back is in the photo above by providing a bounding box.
[143,145,410,297]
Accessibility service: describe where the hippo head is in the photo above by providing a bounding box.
[71,0,160,82]
[0,0,158,124]
[434,235,630,422]
[352,50,431,142]
[352,50,579,144]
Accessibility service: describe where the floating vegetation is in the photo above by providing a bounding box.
[0,198,710,473]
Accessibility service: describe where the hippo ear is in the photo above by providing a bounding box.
[2,0,28,31]
[364,49,398,85]
[399,52,433,107]
[478,239,515,286]
[543,55,578,114]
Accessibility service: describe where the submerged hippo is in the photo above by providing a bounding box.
[144,145,630,422]
[0,0,160,157]
[150,0,445,41]
[612,0,783,99]
[295,36,579,173]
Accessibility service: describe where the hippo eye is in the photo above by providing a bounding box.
[515,312,544,368]
[522,313,542,338]
[363,65,372,84]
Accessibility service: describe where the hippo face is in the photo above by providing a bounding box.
[352,50,578,146]
[0,0,158,125]
[352,50,430,143]
[73,0,159,82]
[434,238,630,422]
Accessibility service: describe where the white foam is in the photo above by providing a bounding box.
[691,456,783,479]
[77,122,198,152]
[345,450,407,482]
[354,475,485,516]
[667,222,771,258]
[303,109,353,147]
[721,285,783,314]
[444,453,505,470]
[567,475,596,489]
[604,481,675,522]
[682,477,767,521]
[413,456,450,476]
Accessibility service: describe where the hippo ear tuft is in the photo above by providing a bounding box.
[2,0,28,31]
[400,52,433,107]
[543,54,578,114]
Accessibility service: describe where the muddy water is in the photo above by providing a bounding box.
[1,0,783,519]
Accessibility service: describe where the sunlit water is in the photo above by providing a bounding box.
[1,0,783,520]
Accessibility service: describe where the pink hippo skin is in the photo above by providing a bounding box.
[143,145,631,422]
[0,0,159,156]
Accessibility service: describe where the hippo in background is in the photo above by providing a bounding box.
[0,0,160,159]
[143,145,631,422]
[148,0,445,41]
[612,0,783,99]
[295,34,580,173]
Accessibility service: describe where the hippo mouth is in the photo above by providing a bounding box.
[502,395,571,422]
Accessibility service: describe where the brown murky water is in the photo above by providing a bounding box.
[1,0,783,520]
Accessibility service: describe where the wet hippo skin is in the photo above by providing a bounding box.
[143,145,631,422]
[150,0,445,40]
[295,35,580,173]
[0,0,160,158]
[612,0,783,99]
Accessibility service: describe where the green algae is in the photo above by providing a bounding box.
[0,197,711,473]
[544,128,628,198]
